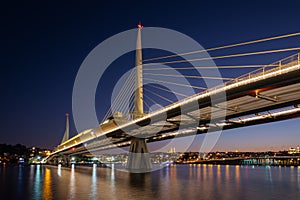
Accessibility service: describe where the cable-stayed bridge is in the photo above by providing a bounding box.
[44,27,300,172]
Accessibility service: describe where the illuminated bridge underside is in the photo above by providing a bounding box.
[51,62,300,157]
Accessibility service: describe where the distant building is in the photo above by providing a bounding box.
[288,147,297,154]
[168,147,176,154]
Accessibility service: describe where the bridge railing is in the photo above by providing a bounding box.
[154,53,300,113]
[225,53,300,87]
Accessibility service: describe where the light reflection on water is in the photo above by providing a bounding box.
[298,167,300,191]
[90,163,98,199]
[265,165,273,183]
[235,165,240,194]
[43,168,52,199]
[17,165,23,199]
[57,163,61,177]
[69,164,75,200]
[33,164,41,200]
[1,164,300,199]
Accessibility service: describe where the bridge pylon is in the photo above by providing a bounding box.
[133,22,145,119]
[126,23,152,172]
[60,113,69,144]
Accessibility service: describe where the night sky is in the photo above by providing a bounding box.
[1,0,300,151]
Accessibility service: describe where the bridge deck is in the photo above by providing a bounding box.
[49,54,300,157]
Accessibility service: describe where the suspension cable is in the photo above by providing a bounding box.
[112,75,135,110]
[103,76,135,121]
[144,77,206,90]
[112,82,136,116]
[101,69,136,122]
[143,47,300,66]
[143,32,300,62]
[144,88,174,104]
[144,72,233,80]
[144,93,160,106]
[143,65,278,70]
[146,84,189,98]
[143,100,152,113]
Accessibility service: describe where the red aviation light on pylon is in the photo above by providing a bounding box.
[137,23,144,29]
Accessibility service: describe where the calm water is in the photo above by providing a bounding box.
[1,164,300,200]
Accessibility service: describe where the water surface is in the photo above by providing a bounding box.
[1,164,299,199]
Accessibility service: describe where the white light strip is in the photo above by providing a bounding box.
[232,107,300,123]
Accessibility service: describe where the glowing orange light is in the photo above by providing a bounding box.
[137,23,144,29]
[255,90,259,98]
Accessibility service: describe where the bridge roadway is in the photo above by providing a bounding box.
[48,54,300,159]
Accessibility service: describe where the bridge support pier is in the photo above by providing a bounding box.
[46,157,58,165]
[53,158,58,165]
[126,138,152,172]
[57,155,70,167]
